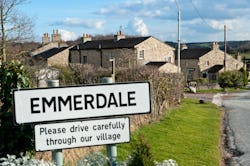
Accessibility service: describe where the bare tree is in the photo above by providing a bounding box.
[0,0,33,62]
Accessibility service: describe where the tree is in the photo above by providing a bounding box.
[0,0,33,62]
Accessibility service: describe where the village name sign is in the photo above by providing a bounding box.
[13,82,151,124]
[13,82,151,151]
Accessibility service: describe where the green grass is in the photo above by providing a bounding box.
[185,87,249,93]
[240,53,250,59]
[117,98,222,166]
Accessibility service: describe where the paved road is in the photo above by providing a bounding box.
[223,90,250,165]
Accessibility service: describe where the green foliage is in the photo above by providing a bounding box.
[127,134,155,166]
[0,61,30,112]
[0,61,34,157]
[218,70,244,89]
[194,77,208,84]
[239,67,249,86]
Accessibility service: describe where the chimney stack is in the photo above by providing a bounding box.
[82,33,92,43]
[42,33,50,45]
[52,29,61,43]
[181,43,188,50]
[212,42,219,50]
[114,30,125,41]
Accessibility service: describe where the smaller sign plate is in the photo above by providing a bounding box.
[35,117,130,151]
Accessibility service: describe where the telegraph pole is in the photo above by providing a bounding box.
[224,25,227,71]
[175,0,181,73]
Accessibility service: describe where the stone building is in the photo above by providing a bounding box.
[32,47,70,66]
[69,31,176,72]
[31,30,69,66]
[179,42,244,82]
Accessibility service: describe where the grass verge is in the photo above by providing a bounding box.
[117,98,222,166]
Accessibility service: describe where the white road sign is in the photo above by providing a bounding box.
[13,82,151,124]
[35,117,130,151]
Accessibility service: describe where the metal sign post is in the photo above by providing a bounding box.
[102,77,117,166]
[47,80,63,166]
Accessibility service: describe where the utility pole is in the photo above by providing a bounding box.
[175,0,181,73]
[224,25,227,71]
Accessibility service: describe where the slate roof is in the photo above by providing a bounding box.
[70,36,151,50]
[180,48,211,59]
[33,47,68,59]
[206,65,224,73]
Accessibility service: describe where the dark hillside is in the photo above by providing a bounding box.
[166,41,250,55]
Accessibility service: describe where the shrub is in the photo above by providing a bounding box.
[53,65,76,86]
[127,134,155,166]
[0,154,55,166]
[239,67,248,86]
[0,61,34,157]
[77,151,108,166]
[194,78,208,85]
[218,70,244,89]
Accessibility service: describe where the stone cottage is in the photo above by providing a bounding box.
[69,31,177,72]
[179,42,244,81]
[31,30,70,66]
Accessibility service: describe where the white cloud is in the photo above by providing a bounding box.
[58,29,78,41]
[128,17,149,36]
[56,17,105,29]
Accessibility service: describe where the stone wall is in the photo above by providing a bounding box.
[70,37,176,69]
[199,48,244,72]
[180,59,200,80]
[47,48,70,66]
[136,37,175,66]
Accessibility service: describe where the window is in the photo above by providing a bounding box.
[139,50,144,59]
[202,72,207,78]
[205,61,209,66]
[81,55,87,64]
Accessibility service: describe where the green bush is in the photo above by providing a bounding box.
[218,70,244,89]
[127,134,155,166]
[0,61,34,157]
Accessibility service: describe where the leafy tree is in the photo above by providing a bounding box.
[0,61,34,157]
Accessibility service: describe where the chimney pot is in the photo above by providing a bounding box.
[82,33,92,43]
[114,30,125,41]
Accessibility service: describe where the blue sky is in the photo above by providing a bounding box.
[20,0,250,43]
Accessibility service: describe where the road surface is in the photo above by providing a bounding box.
[223,90,250,165]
